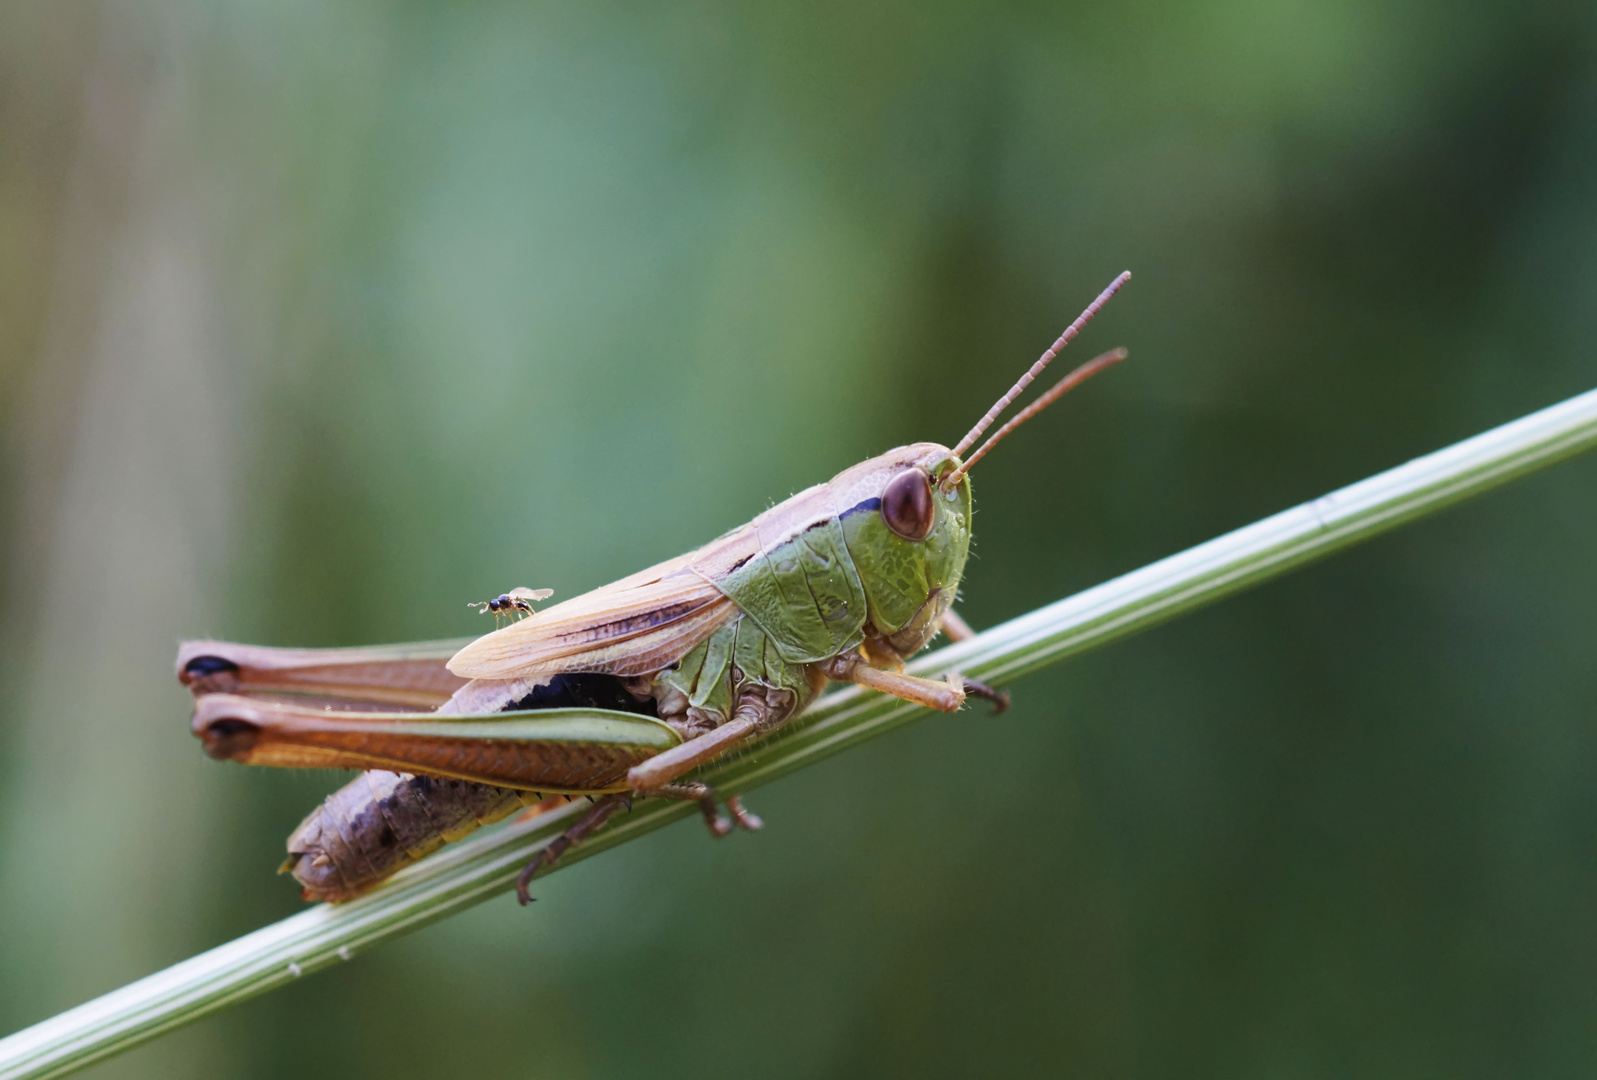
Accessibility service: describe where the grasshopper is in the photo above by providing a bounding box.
[182,272,1131,905]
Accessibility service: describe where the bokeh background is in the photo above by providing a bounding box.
[3,2,1597,1077]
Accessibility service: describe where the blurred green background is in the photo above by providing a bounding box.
[3,1,1597,1077]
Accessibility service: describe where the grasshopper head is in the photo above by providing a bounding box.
[833,443,972,659]
[832,271,1132,660]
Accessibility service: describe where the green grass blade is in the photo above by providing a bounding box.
[3,385,1596,1080]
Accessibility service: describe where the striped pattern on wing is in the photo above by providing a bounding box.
[446,568,738,680]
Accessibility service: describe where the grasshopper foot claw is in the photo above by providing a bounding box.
[515,855,547,906]
[513,793,627,907]
[727,795,763,832]
[958,676,1010,714]
[700,790,735,837]
[647,781,761,837]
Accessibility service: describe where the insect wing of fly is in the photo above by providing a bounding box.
[192,695,682,793]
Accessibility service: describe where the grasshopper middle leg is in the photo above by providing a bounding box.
[627,691,784,834]
[821,651,1009,714]
[651,782,764,836]
[515,694,784,901]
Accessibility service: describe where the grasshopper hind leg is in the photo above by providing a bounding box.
[512,783,763,906]
[515,793,629,905]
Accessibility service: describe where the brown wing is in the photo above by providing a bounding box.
[446,566,738,680]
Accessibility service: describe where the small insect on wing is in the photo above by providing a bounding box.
[448,571,738,680]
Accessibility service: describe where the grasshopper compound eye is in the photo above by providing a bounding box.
[882,468,935,541]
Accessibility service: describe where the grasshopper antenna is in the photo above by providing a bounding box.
[943,270,1130,492]
[949,270,1129,459]
[942,348,1127,489]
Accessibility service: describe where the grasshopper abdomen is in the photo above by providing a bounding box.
[281,671,659,901]
[284,772,538,902]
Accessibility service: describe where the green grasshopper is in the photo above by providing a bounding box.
[182,272,1131,905]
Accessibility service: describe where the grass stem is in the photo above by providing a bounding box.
[4,385,1597,1079]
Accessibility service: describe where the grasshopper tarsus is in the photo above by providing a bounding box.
[675,782,732,836]
[507,779,756,901]
[515,793,627,906]
[514,856,542,905]
[725,795,763,832]
[646,781,762,838]
[703,793,763,837]
[958,677,1010,715]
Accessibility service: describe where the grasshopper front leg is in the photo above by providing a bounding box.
[938,608,977,642]
[820,653,966,711]
[935,610,1011,711]
[822,647,1010,714]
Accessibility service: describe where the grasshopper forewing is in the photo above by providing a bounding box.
[184,271,1132,904]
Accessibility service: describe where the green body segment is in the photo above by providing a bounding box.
[718,516,870,663]
[842,473,972,635]
[713,461,974,676]
[660,615,816,718]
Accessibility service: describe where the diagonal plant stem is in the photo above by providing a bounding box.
[4,385,1597,1080]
